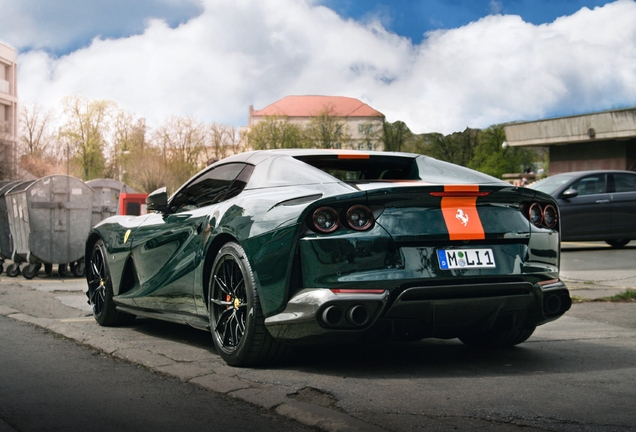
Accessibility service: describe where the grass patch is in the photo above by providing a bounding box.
[599,290,636,302]
[571,290,636,303]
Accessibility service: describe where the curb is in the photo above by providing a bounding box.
[1,307,386,432]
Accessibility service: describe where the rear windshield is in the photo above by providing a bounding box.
[294,154,417,181]
[245,153,504,188]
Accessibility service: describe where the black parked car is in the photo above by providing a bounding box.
[529,170,636,247]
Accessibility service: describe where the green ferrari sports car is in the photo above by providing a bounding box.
[85,149,571,366]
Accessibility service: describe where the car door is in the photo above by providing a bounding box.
[557,173,612,240]
[608,172,636,238]
[130,163,248,313]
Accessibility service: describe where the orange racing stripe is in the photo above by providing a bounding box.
[440,185,485,240]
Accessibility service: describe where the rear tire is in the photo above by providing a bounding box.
[87,239,135,326]
[459,326,536,348]
[208,242,287,367]
[605,239,630,248]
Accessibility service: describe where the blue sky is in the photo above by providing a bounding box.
[323,0,615,41]
[1,0,634,134]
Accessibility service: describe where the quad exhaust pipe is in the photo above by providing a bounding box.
[543,291,572,316]
[321,304,370,328]
[346,304,369,326]
[321,305,343,326]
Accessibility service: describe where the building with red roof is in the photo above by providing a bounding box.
[248,95,385,150]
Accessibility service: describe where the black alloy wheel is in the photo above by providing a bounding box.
[208,242,286,367]
[86,239,134,326]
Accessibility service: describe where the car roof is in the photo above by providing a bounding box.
[217,149,420,164]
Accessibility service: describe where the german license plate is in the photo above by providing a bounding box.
[437,248,496,270]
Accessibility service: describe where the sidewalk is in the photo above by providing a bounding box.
[560,270,636,300]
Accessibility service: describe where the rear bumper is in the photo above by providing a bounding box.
[264,279,571,343]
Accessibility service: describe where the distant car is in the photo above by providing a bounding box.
[86,149,571,367]
[529,170,636,247]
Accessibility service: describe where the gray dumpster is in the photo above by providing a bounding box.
[85,178,137,227]
[0,180,20,275]
[5,175,94,279]
[2,181,34,276]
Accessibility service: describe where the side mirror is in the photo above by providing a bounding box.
[561,188,579,199]
[146,187,169,213]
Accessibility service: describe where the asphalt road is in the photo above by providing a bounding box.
[560,241,636,297]
[1,244,635,432]
[0,315,315,432]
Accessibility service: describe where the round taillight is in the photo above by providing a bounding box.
[345,205,374,231]
[312,207,339,233]
[543,204,558,228]
[528,202,543,227]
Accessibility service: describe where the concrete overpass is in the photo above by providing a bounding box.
[503,108,636,175]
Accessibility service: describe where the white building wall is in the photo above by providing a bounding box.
[0,42,18,178]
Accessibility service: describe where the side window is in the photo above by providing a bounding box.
[169,163,248,212]
[610,173,636,193]
[569,174,607,196]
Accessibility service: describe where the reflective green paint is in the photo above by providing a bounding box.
[87,168,562,326]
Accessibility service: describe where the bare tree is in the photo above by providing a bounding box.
[358,122,382,151]
[125,146,172,193]
[247,116,304,150]
[0,107,14,178]
[14,102,63,178]
[58,95,115,179]
[108,109,147,182]
[303,106,349,149]
[19,102,55,158]
[207,123,245,162]
[151,115,207,189]
[0,137,13,180]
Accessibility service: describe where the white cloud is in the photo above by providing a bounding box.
[489,0,504,15]
[15,0,636,134]
[0,0,202,53]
